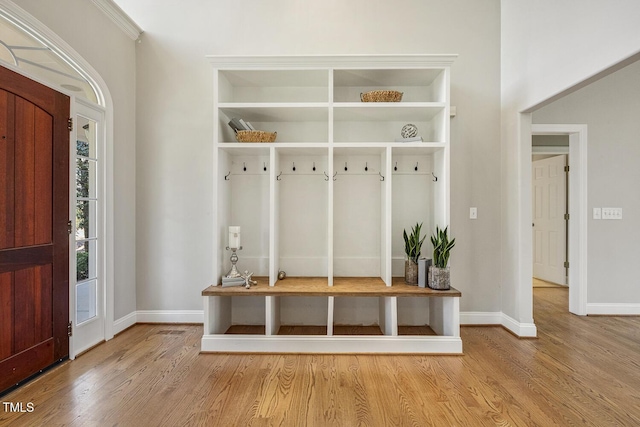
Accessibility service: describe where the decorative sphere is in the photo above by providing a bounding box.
[278,270,286,280]
[401,124,418,138]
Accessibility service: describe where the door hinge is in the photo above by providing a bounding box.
[67,220,73,235]
[68,117,73,132]
[564,165,570,172]
[564,261,570,269]
[68,321,73,337]
[564,213,570,220]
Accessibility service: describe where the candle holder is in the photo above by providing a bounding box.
[225,246,243,278]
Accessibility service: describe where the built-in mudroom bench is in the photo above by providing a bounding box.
[202,277,461,353]
[201,54,461,354]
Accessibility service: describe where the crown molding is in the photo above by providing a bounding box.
[91,0,142,41]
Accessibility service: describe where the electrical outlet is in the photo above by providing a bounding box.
[470,207,477,220]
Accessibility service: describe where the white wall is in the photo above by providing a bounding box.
[533,60,640,309]
[14,0,138,320]
[500,1,640,325]
[117,0,502,313]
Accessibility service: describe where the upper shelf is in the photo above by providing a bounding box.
[333,69,447,103]
[218,70,330,103]
[213,55,454,104]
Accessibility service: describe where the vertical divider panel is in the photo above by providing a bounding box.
[207,296,231,335]
[216,150,231,283]
[381,147,397,336]
[382,147,393,286]
[438,67,451,228]
[429,296,459,337]
[265,295,280,336]
[328,68,334,287]
[433,147,448,228]
[270,147,279,286]
[212,68,221,284]
[327,296,334,336]
[327,146,334,286]
[267,146,280,335]
[379,296,397,336]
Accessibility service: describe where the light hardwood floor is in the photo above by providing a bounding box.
[2,288,640,426]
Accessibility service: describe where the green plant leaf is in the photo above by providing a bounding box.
[403,222,425,263]
[431,225,455,268]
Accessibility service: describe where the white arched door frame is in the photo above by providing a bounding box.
[0,0,115,355]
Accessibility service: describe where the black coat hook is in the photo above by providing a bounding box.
[365,162,368,172]
[224,171,231,181]
[292,162,296,172]
[243,162,247,172]
[277,171,282,181]
[394,162,398,171]
[263,162,267,172]
[313,162,316,171]
[415,162,418,172]
[344,162,348,172]
[432,172,438,182]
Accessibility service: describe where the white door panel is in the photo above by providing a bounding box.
[532,155,567,285]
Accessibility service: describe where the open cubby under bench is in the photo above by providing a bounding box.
[201,277,462,354]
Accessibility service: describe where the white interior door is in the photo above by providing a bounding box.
[532,155,567,285]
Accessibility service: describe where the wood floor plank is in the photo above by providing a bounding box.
[3,289,640,426]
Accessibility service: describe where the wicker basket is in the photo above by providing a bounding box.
[235,130,277,143]
[360,90,403,102]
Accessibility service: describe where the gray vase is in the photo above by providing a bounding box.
[428,266,450,290]
[404,260,419,285]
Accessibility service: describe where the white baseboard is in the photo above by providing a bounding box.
[461,311,537,337]
[136,310,204,324]
[115,311,537,338]
[113,310,204,332]
[113,311,137,335]
[460,311,503,325]
[587,303,640,315]
[201,335,463,354]
[500,313,537,337]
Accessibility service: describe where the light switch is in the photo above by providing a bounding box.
[593,208,601,220]
[470,207,477,220]
[602,207,622,220]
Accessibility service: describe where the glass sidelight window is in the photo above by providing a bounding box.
[75,116,99,324]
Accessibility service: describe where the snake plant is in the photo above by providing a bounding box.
[403,222,426,264]
[430,226,455,268]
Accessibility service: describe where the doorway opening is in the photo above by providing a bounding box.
[531,124,587,316]
[532,135,569,289]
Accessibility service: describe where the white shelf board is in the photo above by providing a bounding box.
[219,104,329,122]
[217,143,272,155]
[390,143,446,154]
[333,103,444,122]
[333,68,445,87]
[274,146,329,157]
[332,145,387,155]
[219,69,329,88]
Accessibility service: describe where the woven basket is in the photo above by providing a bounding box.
[360,90,403,102]
[236,130,277,143]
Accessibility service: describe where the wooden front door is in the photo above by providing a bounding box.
[0,65,70,393]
